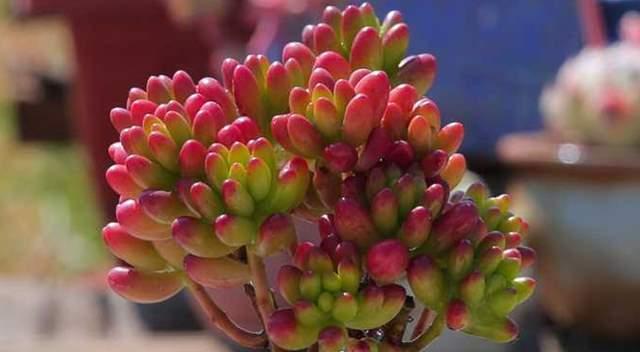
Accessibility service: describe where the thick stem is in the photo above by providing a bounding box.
[186,279,268,349]
[247,250,284,351]
[247,251,275,323]
[404,313,444,352]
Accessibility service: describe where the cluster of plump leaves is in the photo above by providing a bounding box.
[407,183,535,343]
[270,235,406,350]
[105,71,309,302]
[102,3,536,351]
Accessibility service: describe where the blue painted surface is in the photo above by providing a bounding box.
[364,0,583,158]
[269,1,585,158]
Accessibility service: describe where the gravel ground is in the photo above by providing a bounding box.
[0,277,515,352]
[0,278,229,352]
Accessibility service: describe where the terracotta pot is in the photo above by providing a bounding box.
[498,132,640,338]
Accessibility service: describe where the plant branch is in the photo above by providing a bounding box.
[185,278,268,349]
[403,313,445,352]
[247,250,284,351]
[410,308,433,339]
[247,251,275,322]
[244,283,265,326]
[384,296,415,344]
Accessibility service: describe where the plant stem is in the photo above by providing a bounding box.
[247,251,275,323]
[411,308,433,339]
[384,296,415,344]
[244,283,266,326]
[185,278,268,349]
[247,250,284,351]
[403,313,444,352]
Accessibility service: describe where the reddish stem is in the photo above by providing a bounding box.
[404,313,444,352]
[577,0,607,47]
[186,279,268,349]
[248,250,285,351]
[411,308,434,339]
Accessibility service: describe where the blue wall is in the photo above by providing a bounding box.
[366,0,583,158]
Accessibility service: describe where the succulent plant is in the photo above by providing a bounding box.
[269,239,407,350]
[103,3,536,351]
[541,12,640,146]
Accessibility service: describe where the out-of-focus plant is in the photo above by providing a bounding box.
[0,13,71,103]
[541,12,640,146]
[103,3,536,350]
[0,105,106,276]
[0,2,107,277]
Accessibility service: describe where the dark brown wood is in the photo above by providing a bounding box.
[498,132,640,181]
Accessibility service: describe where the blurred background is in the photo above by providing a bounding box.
[1,0,640,351]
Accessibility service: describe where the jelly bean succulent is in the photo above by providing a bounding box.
[103,3,535,351]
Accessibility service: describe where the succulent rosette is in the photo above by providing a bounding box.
[314,176,534,344]
[104,71,309,304]
[268,231,407,350]
[272,66,464,218]
[101,3,536,351]
[407,182,536,343]
[303,3,436,95]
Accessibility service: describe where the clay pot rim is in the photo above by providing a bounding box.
[497,131,640,179]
